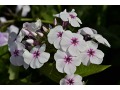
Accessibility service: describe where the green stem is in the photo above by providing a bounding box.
[2,18,53,24]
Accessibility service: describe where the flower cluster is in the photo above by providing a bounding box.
[0,8,110,85]
[5,19,50,69]
[48,9,110,85]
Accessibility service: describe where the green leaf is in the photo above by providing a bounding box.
[40,63,111,83]
[75,64,111,77]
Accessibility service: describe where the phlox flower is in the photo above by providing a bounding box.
[80,41,104,66]
[48,25,65,49]
[60,30,87,56]
[60,74,84,85]
[23,44,50,69]
[54,50,81,75]
[54,9,82,27]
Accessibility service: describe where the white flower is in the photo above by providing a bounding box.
[8,25,24,46]
[60,74,84,85]
[0,17,7,23]
[16,5,30,17]
[54,50,81,75]
[54,9,82,27]
[23,44,50,69]
[78,27,110,47]
[48,25,65,49]
[9,41,25,66]
[60,30,87,56]
[0,32,8,47]
[80,41,104,66]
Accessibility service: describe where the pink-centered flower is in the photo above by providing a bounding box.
[54,50,81,75]
[80,41,104,66]
[23,44,50,69]
[60,30,87,56]
[54,9,82,27]
[48,25,65,49]
[60,74,84,85]
[9,41,25,66]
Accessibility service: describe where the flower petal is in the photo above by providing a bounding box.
[54,38,61,49]
[76,17,82,24]
[86,41,98,50]
[60,10,69,21]
[22,5,30,17]
[81,53,90,66]
[95,49,104,59]
[68,45,80,56]
[60,78,66,85]
[54,50,66,61]
[30,45,40,53]
[69,19,80,27]
[23,49,33,64]
[10,56,17,66]
[90,56,103,64]
[30,59,43,69]
[72,57,81,66]
[73,75,83,85]
[16,56,24,66]
[77,40,87,52]
[23,62,29,69]
[39,44,46,52]
[38,52,50,63]
[64,64,76,75]
[56,60,66,73]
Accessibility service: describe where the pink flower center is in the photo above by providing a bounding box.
[66,79,74,85]
[13,49,19,57]
[33,51,40,58]
[57,31,63,38]
[87,48,95,57]
[69,14,76,19]
[71,37,79,46]
[64,55,72,64]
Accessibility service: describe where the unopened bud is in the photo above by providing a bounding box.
[30,31,37,36]
[54,18,57,26]
[22,29,30,36]
[42,26,48,32]
[38,32,44,37]
[26,39,34,44]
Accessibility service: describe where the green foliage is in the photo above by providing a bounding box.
[40,63,110,83]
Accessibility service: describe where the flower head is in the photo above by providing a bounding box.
[9,41,25,66]
[54,9,82,27]
[23,44,50,69]
[60,31,87,56]
[54,50,81,75]
[48,25,65,49]
[60,74,84,85]
[81,41,104,65]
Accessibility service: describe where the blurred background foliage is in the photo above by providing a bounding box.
[0,5,120,85]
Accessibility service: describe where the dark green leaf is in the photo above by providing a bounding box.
[40,63,111,83]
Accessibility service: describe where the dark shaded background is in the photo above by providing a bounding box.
[0,5,120,85]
